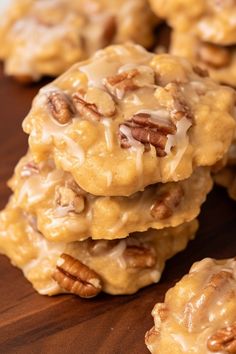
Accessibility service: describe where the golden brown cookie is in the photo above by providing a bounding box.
[23,43,235,196]
[0,0,157,81]
[146,257,236,354]
[0,203,198,296]
[8,153,212,241]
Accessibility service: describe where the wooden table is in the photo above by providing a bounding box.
[0,66,236,354]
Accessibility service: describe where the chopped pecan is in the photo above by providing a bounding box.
[164,83,193,122]
[123,245,156,268]
[72,91,101,121]
[104,69,139,99]
[151,185,184,219]
[103,66,155,99]
[192,65,209,77]
[48,91,75,124]
[53,254,102,298]
[183,271,233,331]
[56,186,85,214]
[207,322,236,353]
[119,112,176,157]
[198,43,231,68]
[21,161,39,177]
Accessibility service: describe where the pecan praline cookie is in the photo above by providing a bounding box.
[9,153,212,241]
[0,204,198,296]
[0,0,157,81]
[22,43,235,196]
[146,257,236,354]
[170,32,236,87]
[149,0,236,45]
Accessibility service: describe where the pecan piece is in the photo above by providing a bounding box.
[104,66,155,99]
[104,69,139,99]
[56,186,85,214]
[119,112,176,157]
[53,254,102,298]
[48,91,75,124]
[21,161,39,177]
[207,322,236,353]
[123,245,156,268]
[198,43,231,68]
[72,91,101,121]
[151,185,184,219]
[165,83,193,122]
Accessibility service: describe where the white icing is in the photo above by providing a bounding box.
[105,171,113,187]
[17,170,63,206]
[165,118,192,175]
[107,240,127,269]
[102,118,113,151]
[119,124,142,150]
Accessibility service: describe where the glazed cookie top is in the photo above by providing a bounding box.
[23,44,235,196]
[8,153,211,241]
[0,203,198,296]
[146,257,236,354]
[0,0,157,80]
[149,0,236,45]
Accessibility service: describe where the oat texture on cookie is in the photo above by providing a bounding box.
[146,257,236,354]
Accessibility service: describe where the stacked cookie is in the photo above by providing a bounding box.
[149,0,236,86]
[0,43,235,298]
[0,0,157,82]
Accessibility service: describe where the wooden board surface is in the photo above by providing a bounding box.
[0,66,236,354]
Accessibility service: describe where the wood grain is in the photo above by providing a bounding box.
[0,65,236,354]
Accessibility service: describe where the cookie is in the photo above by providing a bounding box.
[9,153,212,241]
[170,31,236,86]
[149,0,236,45]
[146,257,236,354]
[0,203,198,296]
[22,43,235,196]
[0,0,157,81]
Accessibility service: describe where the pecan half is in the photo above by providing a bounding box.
[183,271,233,331]
[48,91,75,124]
[151,185,184,219]
[123,245,156,268]
[56,186,85,214]
[207,322,236,353]
[21,161,39,177]
[53,254,102,298]
[119,112,176,157]
[198,43,231,68]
